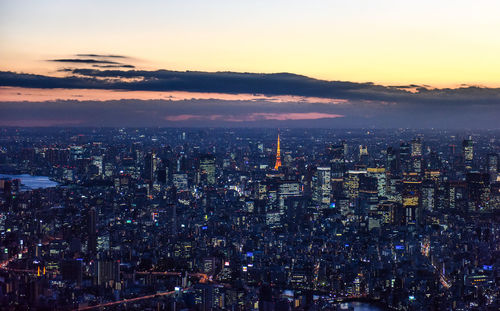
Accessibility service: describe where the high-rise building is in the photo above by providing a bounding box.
[386,147,399,176]
[466,172,490,211]
[199,154,216,185]
[367,167,387,198]
[486,153,498,181]
[144,151,156,181]
[358,175,379,217]
[274,133,282,170]
[88,207,97,255]
[402,173,421,225]
[344,170,366,199]
[173,173,188,190]
[421,180,436,211]
[411,138,422,157]
[97,257,120,288]
[61,259,83,286]
[462,138,474,170]
[329,143,346,178]
[312,167,331,208]
[157,159,170,184]
[400,143,411,173]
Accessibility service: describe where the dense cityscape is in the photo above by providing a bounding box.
[0,127,498,310]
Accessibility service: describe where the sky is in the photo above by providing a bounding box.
[1,0,500,128]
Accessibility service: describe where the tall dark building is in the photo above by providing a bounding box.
[486,153,498,181]
[61,259,83,286]
[466,172,490,211]
[329,143,346,178]
[399,143,411,174]
[87,207,97,255]
[144,151,156,181]
[386,147,399,176]
[157,159,170,184]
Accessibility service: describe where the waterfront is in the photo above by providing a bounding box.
[349,302,385,310]
[336,302,385,311]
[0,174,59,191]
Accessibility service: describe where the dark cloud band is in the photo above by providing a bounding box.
[1,69,500,106]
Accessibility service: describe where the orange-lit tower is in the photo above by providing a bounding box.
[274,133,282,170]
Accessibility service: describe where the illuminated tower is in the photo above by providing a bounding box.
[274,133,282,170]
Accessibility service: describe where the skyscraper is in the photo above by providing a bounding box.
[411,138,422,157]
[312,167,331,208]
[88,207,97,255]
[144,151,156,181]
[462,138,474,170]
[487,153,498,181]
[199,154,216,185]
[274,133,282,170]
[402,173,422,225]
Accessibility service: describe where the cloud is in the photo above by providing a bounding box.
[91,64,135,68]
[75,54,128,59]
[49,58,122,65]
[1,67,500,128]
[47,54,135,68]
[1,69,500,108]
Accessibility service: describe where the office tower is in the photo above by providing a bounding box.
[344,170,366,200]
[421,180,436,211]
[278,181,300,199]
[358,145,369,164]
[490,183,500,210]
[274,133,282,170]
[411,138,422,157]
[144,151,156,181]
[367,167,387,198]
[199,154,216,185]
[466,172,490,211]
[97,257,120,288]
[411,156,422,174]
[88,207,97,255]
[446,181,467,211]
[173,173,188,190]
[157,159,170,184]
[386,147,399,176]
[61,259,83,286]
[278,181,301,211]
[462,138,474,170]
[312,167,331,208]
[402,173,421,225]
[486,153,498,181]
[400,142,411,173]
[358,175,379,218]
[330,143,346,178]
[91,155,103,176]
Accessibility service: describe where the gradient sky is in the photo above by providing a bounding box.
[1,0,500,128]
[2,0,500,86]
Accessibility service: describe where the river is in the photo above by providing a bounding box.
[0,174,59,191]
